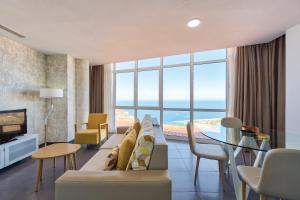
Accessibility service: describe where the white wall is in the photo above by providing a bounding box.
[75,59,89,126]
[286,23,300,149]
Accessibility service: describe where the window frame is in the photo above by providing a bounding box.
[113,50,228,136]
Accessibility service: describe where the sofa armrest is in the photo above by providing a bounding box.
[116,126,130,134]
[55,170,171,200]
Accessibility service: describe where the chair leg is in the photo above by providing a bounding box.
[218,160,225,189]
[194,156,200,185]
[242,181,246,200]
[260,195,267,200]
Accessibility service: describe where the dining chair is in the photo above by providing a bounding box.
[221,117,247,164]
[221,117,242,129]
[186,122,228,186]
[238,148,300,200]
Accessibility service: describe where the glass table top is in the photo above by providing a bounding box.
[198,125,284,152]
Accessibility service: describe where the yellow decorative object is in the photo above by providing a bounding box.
[256,132,271,141]
[75,113,109,145]
[117,129,137,170]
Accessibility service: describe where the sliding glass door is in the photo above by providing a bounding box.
[114,49,227,139]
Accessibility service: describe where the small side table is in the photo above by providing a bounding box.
[32,143,81,192]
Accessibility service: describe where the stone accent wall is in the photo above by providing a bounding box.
[75,59,89,126]
[0,36,88,144]
[0,36,47,144]
[46,55,68,142]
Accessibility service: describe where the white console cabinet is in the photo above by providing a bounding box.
[0,134,38,169]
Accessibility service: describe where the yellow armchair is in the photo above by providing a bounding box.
[75,113,109,145]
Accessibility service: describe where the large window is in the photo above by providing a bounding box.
[114,49,227,138]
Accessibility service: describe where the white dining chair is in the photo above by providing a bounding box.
[221,117,242,129]
[186,122,228,187]
[221,117,247,164]
[238,148,300,200]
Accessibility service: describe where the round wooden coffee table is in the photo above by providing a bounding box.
[32,143,81,192]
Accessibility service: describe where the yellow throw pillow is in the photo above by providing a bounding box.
[132,120,141,137]
[117,129,137,170]
[104,147,119,171]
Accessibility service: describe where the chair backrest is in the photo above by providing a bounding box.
[258,148,300,199]
[186,122,197,155]
[87,113,107,129]
[221,117,242,128]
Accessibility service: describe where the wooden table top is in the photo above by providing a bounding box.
[32,143,81,159]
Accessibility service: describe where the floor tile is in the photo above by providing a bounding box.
[168,148,182,158]
[169,158,189,171]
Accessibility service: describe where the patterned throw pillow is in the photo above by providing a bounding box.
[104,147,119,171]
[127,115,155,170]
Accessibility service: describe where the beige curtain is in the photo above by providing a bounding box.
[89,65,104,113]
[103,64,115,132]
[234,35,285,147]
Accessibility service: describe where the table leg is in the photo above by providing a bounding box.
[68,154,73,169]
[226,144,242,200]
[53,157,56,168]
[73,153,77,170]
[64,156,67,172]
[35,159,43,192]
[253,140,270,167]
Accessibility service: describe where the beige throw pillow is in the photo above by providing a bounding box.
[117,129,137,170]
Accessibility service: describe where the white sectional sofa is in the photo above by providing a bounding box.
[55,116,171,200]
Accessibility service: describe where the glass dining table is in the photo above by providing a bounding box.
[199,125,282,200]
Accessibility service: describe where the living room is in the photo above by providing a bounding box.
[0,1,300,200]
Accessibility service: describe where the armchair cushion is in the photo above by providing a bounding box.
[87,113,107,129]
[75,129,107,145]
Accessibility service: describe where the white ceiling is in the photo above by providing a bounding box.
[0,0,300,65]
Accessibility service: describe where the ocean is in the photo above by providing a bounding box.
[116,100,226,126]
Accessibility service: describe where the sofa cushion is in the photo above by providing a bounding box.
[117,129,137,170]
[127,115,155,170]
[124,127,133,135]
[80,149,112,171]
[100,134,125,149]
[104,147,119,171]
[132,120,141,137]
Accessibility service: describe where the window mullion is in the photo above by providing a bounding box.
[134,60,138,120]
[190,53,194,125]
[159,56,163,128]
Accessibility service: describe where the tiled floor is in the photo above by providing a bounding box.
[0,140,278,200]
[168,140,236,200]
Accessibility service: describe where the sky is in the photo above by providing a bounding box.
[115,49,226,103]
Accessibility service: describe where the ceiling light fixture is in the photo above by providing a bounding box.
[187,19,201,28]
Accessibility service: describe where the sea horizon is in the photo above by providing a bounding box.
[116,99,226,126]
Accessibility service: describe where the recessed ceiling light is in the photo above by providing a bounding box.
[187,19,201,28]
